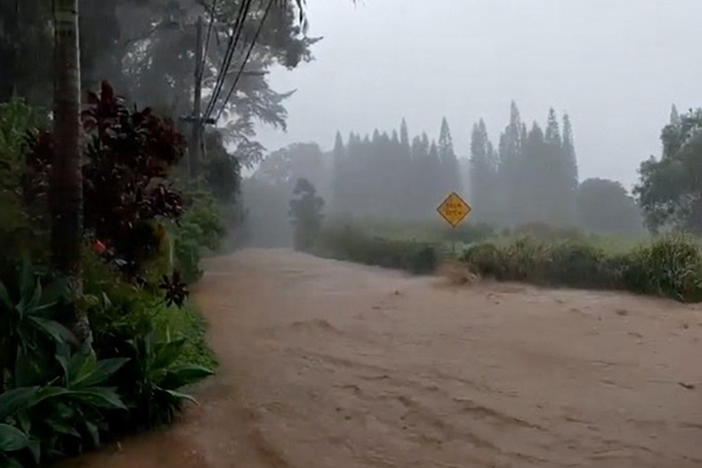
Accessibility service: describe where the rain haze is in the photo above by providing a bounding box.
[7,0,702,466]
[259,0,702,187]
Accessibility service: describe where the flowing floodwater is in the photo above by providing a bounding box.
[70,249,702,468]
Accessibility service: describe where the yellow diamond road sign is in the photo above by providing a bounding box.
[437,192,472,228]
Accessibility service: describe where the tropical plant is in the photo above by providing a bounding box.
[0,348,128,466]
[26,82,187,279]
[0,261,73,392]
[172,192,226,283]
[122,331,213,427]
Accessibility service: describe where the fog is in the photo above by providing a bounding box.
[258,0,702,188]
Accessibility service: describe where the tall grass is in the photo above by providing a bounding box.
[314,225,438,274]
[462,234,702,302]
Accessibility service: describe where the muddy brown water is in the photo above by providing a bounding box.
[67,248,702,468]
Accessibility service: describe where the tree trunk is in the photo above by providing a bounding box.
[52,0,91,345]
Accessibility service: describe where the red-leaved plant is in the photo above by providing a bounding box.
[26,81,186,279]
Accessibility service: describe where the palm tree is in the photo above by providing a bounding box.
[52,0,91,344]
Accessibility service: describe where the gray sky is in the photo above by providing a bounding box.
[256,0,702,189]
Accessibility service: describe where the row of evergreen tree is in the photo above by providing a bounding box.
[329,102,579,224]
[470,102,578,225]
[332,118,462,218]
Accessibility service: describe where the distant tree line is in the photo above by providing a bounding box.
[332,118,462,219]
[244,103,648,244]
[469,102,578,226]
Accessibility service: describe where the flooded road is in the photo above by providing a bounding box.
[71,248,702,468]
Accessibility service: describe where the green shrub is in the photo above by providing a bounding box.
[462,235,702,301]
[315,226,437,274]
[171,191,226,284]
[0,255,215,466]
[461,243,505,278]
[0,99,46,273]
[120,331,213,427]
[0,348,128,466]
[621,235,702,301]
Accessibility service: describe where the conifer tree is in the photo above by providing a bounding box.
[438,117,462,193]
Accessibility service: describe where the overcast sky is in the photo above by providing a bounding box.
[256,0,702,188]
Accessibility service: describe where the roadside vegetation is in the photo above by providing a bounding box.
[0,92,221,467]
[0,0,314,464]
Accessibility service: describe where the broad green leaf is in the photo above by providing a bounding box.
[77,358,130,388]
[46,418,81,438]
[27,316,77,346]
[84,420,100,448]
[0,387,39,420]
[151,338,186,371]
[32,387,71,406]
[0,424,29,451]
[15,411,30,434]
[163,389,198,405]
[67,350,97,388]
[68,388,127,410]
[161,365,213,390]
[26,438,40,464]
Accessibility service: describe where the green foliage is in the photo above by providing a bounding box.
[290,178,324,251]
[620,235,702,301]
[172,191,226,283]
[577,178,643,234]
[334,218,495,246]
[0,254,216,466]
[463,235,702,301]
[315,225,437,274]
[0,261,74,391]
[121,331,213,427]
[634,108,702,233]
[0,348,128,466]
[0,99,44,271]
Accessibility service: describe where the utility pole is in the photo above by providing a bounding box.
[190,15,203,180]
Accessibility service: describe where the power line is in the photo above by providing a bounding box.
[202,0,247,119]
[203,0,253,121]
[214,0,274,122]
[200,0,218,79]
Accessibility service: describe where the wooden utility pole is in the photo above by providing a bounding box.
[190,15,204,179]
[52,0,91,344]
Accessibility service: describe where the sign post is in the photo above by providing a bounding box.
[436,192,472,255]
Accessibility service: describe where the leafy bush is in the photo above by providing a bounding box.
[0,261,74,391]
[172,191,226,284]
[0,348,128,466]
[0,99,46,273]
[315,226,437,274]
[0,86,221,465]
[462,235,702,301]
[120,331,213,427]
[26,82,186,278]
[620,235,702,301]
